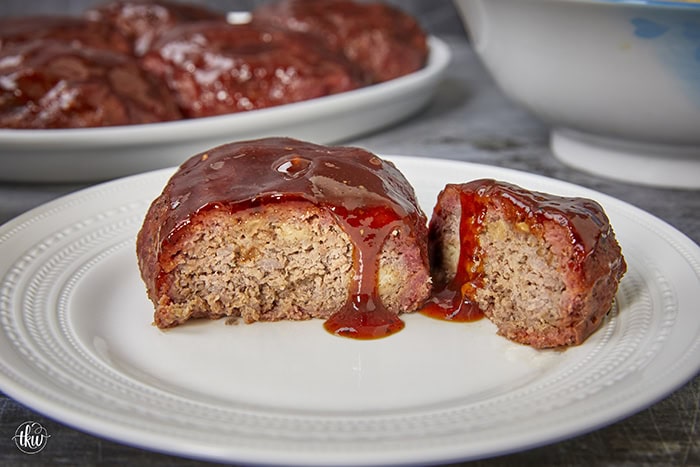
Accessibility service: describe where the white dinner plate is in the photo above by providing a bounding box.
[0,156,698,466]
[0,38,450,183]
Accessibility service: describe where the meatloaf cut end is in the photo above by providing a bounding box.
[144,201,429,328]
[136,137,432,332]
[429,180,627,349]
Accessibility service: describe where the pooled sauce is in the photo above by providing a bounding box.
[321,203,406,339]
[422,179,609,322]
[422,187,486,322]
[420,287,483,322]
[160,137,427,340]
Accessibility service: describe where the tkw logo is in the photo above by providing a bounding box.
[12,421,51,454]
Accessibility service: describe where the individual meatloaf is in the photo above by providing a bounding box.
[84,0,226,56]
[136,137,432,339]
[140,21,364,118]
[0,16,131,54]
[428,179,626,349]
[252,0,429,83]
[0,41,182,129]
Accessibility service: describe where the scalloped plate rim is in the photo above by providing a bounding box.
[0,156,698,466]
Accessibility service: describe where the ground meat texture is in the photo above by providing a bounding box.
[428,180,627,349]
[84,0,226,56]
[140,21,364,118]
[0,41,182,129]
[136,137,432,336]
[153,203,353,327]
[252,0,428,83]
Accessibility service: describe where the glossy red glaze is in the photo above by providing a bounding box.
[424,179,610,323]
[159,137,427,339]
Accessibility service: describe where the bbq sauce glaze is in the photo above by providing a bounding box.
[423,179,610,323]
[159,137,428,339]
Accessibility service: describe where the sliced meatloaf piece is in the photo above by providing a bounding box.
[428,179,626,348]
[136,137,431,339]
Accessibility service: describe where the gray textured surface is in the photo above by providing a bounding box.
[0,1,699,466]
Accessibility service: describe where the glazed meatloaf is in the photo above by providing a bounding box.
[253,0,428,83]
[427,179,626,348]
[0,41,182,129]
[0,1,429,128]
[136,137,432,339]
[140,21,364,118]
[84,0,226,56]
[0,15,131,54]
